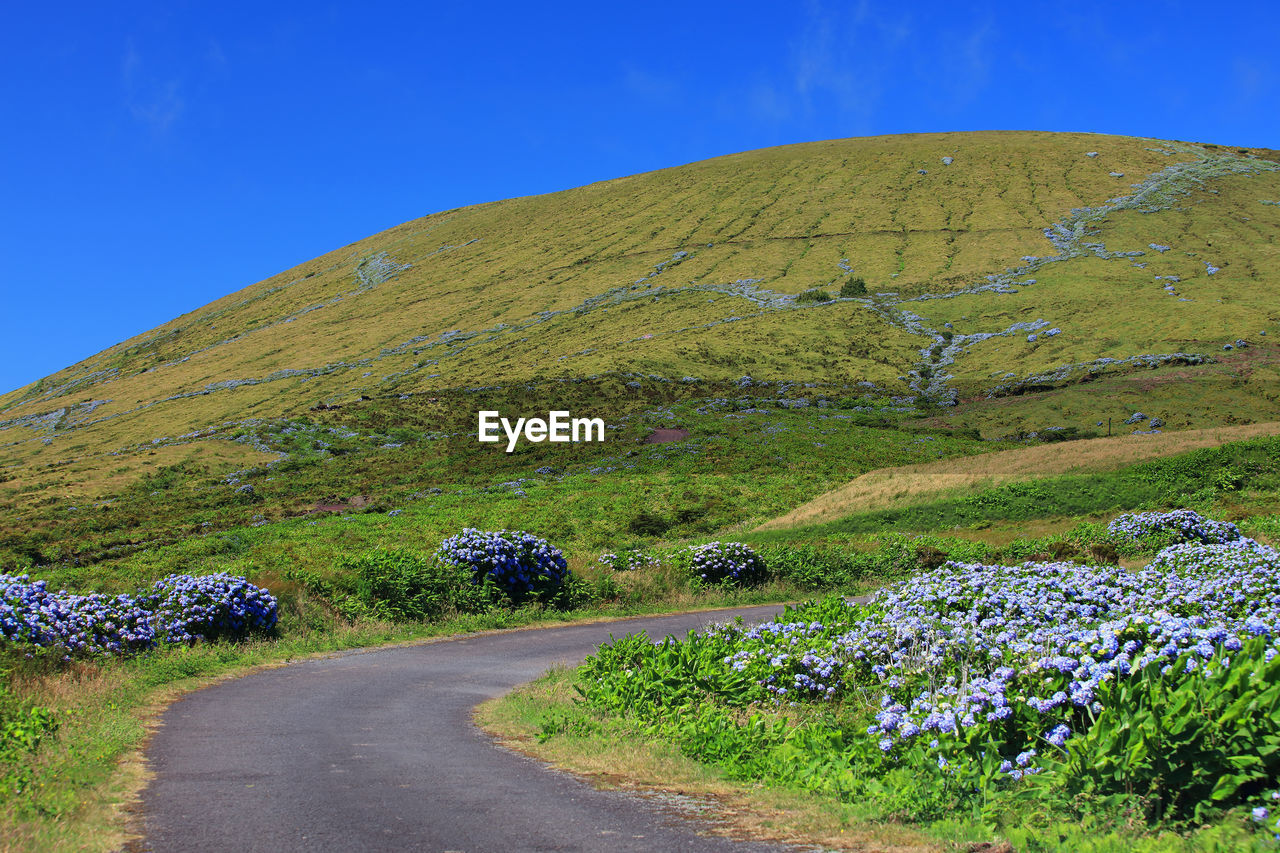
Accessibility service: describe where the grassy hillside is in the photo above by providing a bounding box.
[2,130,1279,573]
[6,130,1280,853]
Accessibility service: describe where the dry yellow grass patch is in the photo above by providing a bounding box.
[760,422,1280,530]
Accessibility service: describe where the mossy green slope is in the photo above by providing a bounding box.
[2,131,1278,510]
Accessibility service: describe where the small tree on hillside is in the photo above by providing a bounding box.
[840,277,867,297]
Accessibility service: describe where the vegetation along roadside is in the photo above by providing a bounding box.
[483,508,1280,852]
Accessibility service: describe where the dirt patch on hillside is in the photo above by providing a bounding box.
[645,428,690,444]
[312,495,371,513]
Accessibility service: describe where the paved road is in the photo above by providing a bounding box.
[135,605,798,852]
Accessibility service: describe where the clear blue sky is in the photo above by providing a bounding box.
[2,1,1276,395]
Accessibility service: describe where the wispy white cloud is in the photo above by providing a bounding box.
[747,82,792,123]
[122,39,184,132]
[206,38,228,69]
[922,17,996,111]
[622,66,680,103]
[739,0,914,130]
[779,2,1003,126]
[1233,58,1272,105]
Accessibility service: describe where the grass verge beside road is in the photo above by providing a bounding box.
[476,667,943,853]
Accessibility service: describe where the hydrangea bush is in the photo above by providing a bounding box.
[852,541,1278,760]
[1256,792,1280,843]
[597,550,660,572]
[687,541,768,586]
[1,575,156,657]
[581,521,1280,826]
[436,529,569,600]
[1,572,277,658]
[148,573,279,644]
[1107,508,1242,545]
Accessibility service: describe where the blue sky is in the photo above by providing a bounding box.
[1,1,1276,395]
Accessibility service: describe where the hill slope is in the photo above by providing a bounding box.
[2,131,1279,567]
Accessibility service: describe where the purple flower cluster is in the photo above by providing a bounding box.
[859,546,1279,757]
[688,542,768,587]
[148,573,279,644]
[436,528,569,597]
[997,748,1043,780]
[597,551,659,572]
[700,524,1280,779]
[724,620,839,697]
[1107,509,1243,545]
[1,572,277,657]
[1,574,155,656]
[1254,791,1280,840]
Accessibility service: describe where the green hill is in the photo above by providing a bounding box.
[2,130,1279,581]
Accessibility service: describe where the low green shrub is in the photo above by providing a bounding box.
[550,572,624,610]
[753,536,996,590]
[627,510,671,537]
[755,544,870,589]
[0,678,56,800]
[327,548,491,620]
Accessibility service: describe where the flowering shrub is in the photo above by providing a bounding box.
[1,572,277,657]
[1255,792,1280,842]
[1146,537,1277,574]
[2,574,156,656]
[1107,509,1242,545]
[849,551,1277,768]
[436,529,569,600]
[148,573,279,644]
[687,542,767,586]
[597,550,660,572]
[580,520,1280,825]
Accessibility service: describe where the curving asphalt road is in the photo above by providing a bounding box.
[134,605,799,853]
